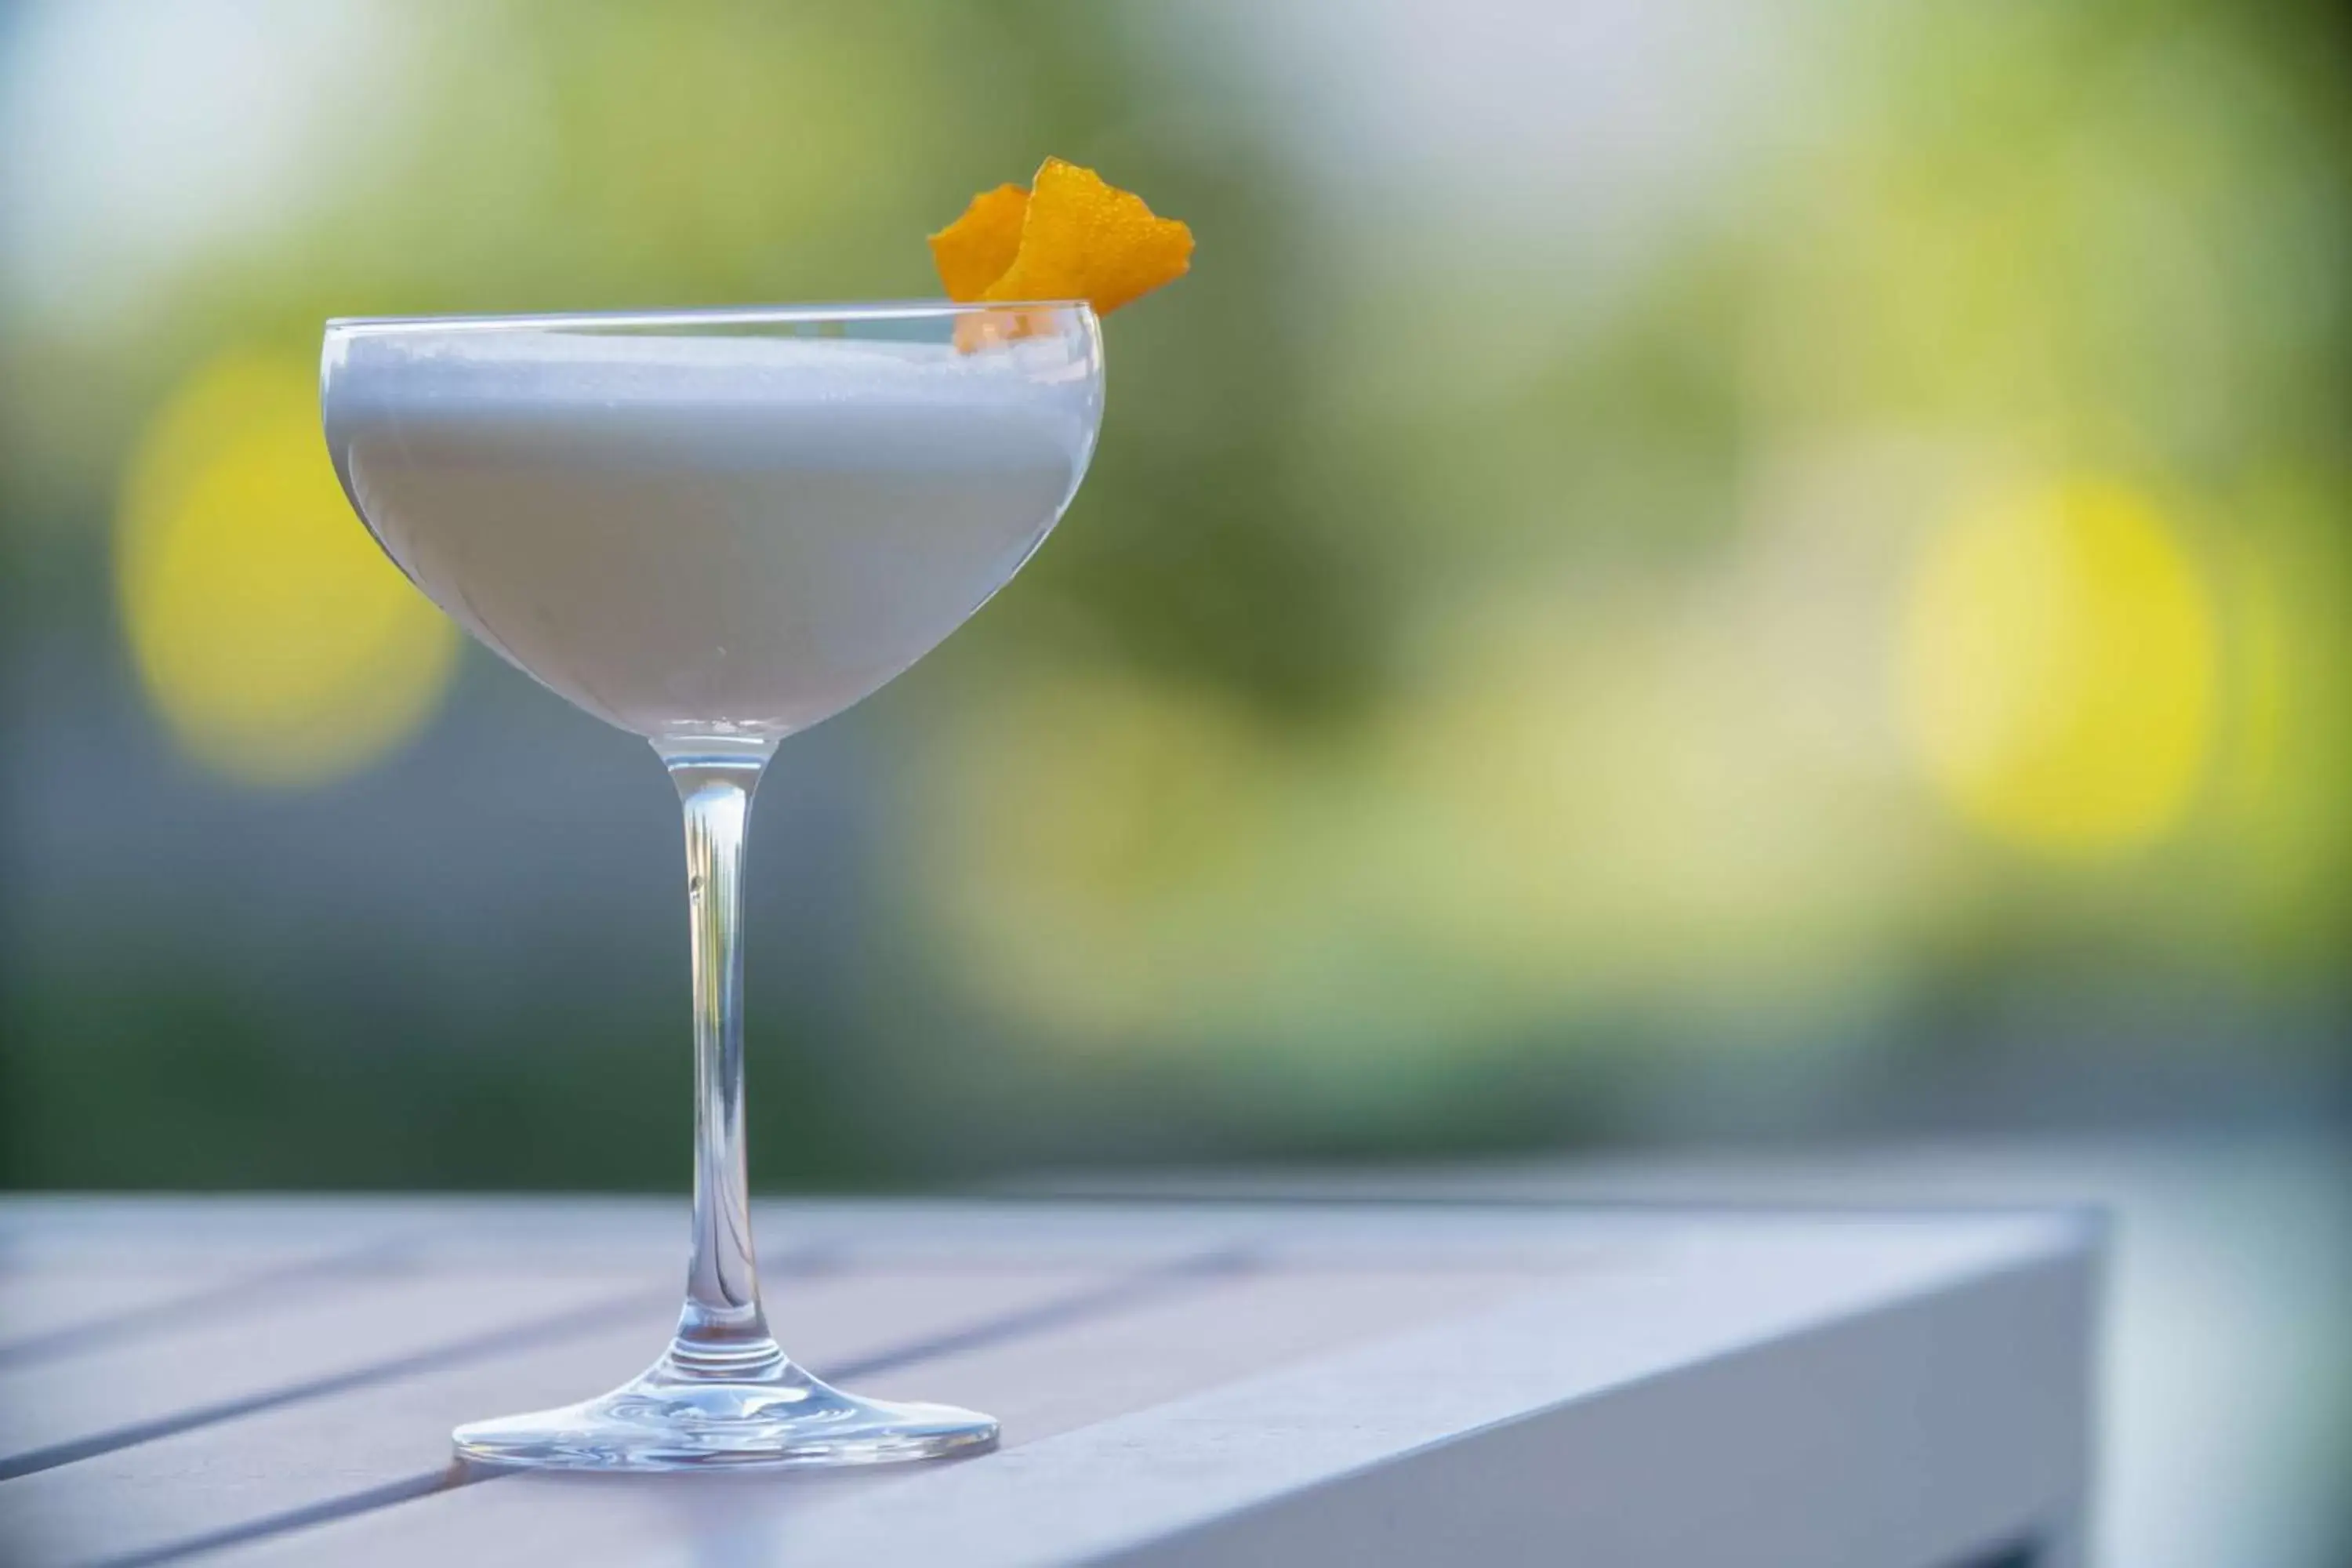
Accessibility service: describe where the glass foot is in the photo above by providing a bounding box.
[452,1355,998,1472]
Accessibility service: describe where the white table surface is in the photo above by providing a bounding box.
[1016,1136,2352,1568]
[0,1196,2096,1568]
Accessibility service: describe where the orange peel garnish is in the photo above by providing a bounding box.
[927,158,1192,321]
[927,183,1029,304]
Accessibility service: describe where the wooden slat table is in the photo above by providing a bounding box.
[0,1197,2096,1567]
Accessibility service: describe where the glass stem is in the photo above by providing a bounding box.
[657,737,784,1380]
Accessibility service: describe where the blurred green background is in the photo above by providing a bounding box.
[2,0,2349,1193]
[5,5,2350,1559]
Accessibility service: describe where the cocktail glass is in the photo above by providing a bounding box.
[320,302,1104,1469]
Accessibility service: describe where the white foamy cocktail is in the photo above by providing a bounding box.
[324,315,1102,739]
[319,303,1105,1473]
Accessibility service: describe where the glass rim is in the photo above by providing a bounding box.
[324,299,1097,336]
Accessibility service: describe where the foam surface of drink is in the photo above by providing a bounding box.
[324,328,1101,739]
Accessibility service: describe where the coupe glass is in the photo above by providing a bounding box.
[320,302,1104,1469]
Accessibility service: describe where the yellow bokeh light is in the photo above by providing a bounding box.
[116,351,459,787]
[1900,479,2216,855]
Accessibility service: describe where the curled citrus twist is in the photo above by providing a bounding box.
[930,158,1192,336]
